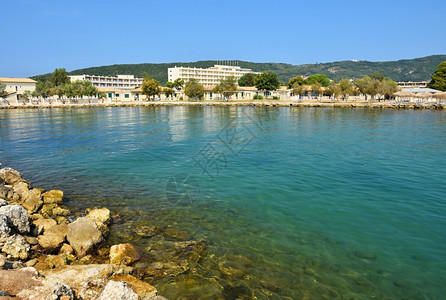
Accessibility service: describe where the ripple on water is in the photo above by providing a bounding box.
[1,106,445,299]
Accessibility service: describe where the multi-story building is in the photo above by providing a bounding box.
[0,77,36,103]
[168,64,259,85]
[69,74,143,90]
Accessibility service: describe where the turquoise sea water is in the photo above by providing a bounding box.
[0,106,445,299]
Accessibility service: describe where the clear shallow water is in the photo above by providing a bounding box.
[1,106,445,299]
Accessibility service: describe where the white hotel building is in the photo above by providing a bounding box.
[69,74,143,90]
[168,64,259,85]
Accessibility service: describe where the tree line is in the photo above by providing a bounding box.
[16,61,444,103]
[30,68,102,100]
[286,73,399,101]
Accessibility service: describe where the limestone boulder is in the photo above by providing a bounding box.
[0,204,30,234]
[41,264,134,290]
[40,204,57,218]
[0,267,43,296]
[78,278,108,300]
[1,234,30,260]
[12,181,29,198]
[0,267,75,299]
[0,186,13,201]
[0,214,11,237]
[67,217,103,257]
[42,190,64,204]
[96,280,139,300]
[32,218,57,236]
[110,274,157,299]
[38,223,68,250]
[0,168,24,185]
[59,243,74,255]
[17,282,76,300]
[109,243,142,265]
[86,207,111,225]
[0,253,6,268]
[25,236,38,245]
[0,198,8,207]
[44,253,74,269]
[21,188,43,214]
[55,216,69,224]
[52,206,71,216]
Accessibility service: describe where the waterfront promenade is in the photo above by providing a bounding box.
[0,99,445,110]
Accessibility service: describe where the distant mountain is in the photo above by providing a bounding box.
[32,55,446,85]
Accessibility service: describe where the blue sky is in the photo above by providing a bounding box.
[2,0,445,77]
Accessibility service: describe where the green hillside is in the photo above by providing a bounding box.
[33,55,446,85]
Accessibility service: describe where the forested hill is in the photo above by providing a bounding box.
[33,55,446,84]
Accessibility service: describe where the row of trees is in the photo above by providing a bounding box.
[141,78,185,100]
[138,61,446,101]
[23,61,444,103]
[31,68,101,99]
[288,72,398,102]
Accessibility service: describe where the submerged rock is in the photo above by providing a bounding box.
[2,234,30,260]
[0,204,30,233]
[163,228,191,240]
[144,260,190,280]
[67,217,103,257]
[135,225,160,237]
[109,243,142,265]
[355,250,377,260]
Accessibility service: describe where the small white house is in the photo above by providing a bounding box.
[0,77,36,104]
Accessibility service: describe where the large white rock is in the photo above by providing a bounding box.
[67,217,103,257]
[1,234,30,260]
[0,204,30,234]
[0,214,11,237]
[96,280,139,300]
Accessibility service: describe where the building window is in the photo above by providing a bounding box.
[125,94,129,98]
[108,93,112,98]
[116,94,120,97]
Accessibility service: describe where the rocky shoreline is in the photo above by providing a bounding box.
[0,166,167,299]
[0,100,444,110]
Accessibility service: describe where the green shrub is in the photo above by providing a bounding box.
[273,96,280,100]
[253,94,263,100]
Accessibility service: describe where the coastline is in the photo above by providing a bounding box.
[1,100,445,110]
[0,165,168,299]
